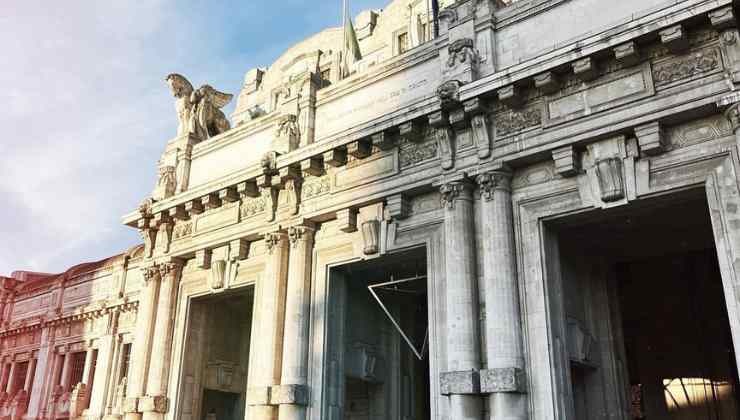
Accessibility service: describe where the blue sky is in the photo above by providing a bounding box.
[0,0,385,275]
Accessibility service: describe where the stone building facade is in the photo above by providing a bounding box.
[5,0,740,419]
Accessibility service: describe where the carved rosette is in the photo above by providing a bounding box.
[439,181,472,209]
[476,171,512,201]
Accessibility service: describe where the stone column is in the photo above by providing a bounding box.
[277,225,315,420]
[124,266,162,420]
[246,232,289,420]
[0,362,10,393]
[6,361,17,394]
[142,261,183,420]
[439,179,483,419]
[82,346,95,385]
[27,327,53,419]
[60,352,73,392]
[476,170,527,419]
[105,336,123,416]
[40,351,63,419]
[24,358,36,392]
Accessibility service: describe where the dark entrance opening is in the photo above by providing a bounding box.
[200,389,241,420]
[552,190,740,420]
[326,248,430,419]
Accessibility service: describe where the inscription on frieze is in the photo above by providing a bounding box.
[315,58,440,140]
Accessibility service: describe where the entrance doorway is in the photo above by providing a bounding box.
[551,190,740,420]
[326,249,430,419]
[177,287,253,420]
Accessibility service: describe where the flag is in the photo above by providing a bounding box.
[431,0,440,38]
[342,0,361,77]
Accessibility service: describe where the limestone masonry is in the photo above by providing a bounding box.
[5,0,740,419]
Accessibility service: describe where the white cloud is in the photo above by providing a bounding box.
[0,0,239,274]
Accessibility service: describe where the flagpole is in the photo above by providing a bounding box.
[342,0,348,78]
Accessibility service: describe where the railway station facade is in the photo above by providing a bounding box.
[3,0,740,419]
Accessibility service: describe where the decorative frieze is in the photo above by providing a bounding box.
[652,47,720,87]
[495,106,542,138]
[241,196,266,218]
[301,175,331,201]
[400,137,438,168]
[171,221,192,240]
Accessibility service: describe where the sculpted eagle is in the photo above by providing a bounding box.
[165,73,233,141]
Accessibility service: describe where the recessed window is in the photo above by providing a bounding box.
[398,32,409,55]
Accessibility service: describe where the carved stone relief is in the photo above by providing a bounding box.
[666,114,732,149]
[494,106,542,139]
[652,47,721,88]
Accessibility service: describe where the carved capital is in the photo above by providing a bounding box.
[287,225,314,248]
[476,171,512,201]
[264,232,287,254]
[141,266,161,284]
[157,260,183,281]
[439,181,473,209]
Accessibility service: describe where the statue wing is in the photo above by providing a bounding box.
[210,89,234,109]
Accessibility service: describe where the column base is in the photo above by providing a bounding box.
[440,370,480,395]
[480,368,526,393]
[138,396,168,414]
[270,385,308,406]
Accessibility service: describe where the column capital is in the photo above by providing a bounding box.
[718,92,740,133]
[439,179,474,209]
[263,231,289,254]
[141,265,161,284]
[476,170,513,200]
[157,259,184,281]
[287,224,315,248]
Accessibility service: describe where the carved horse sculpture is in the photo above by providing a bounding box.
[165,74,233,141]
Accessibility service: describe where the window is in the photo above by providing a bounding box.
[398,32,409,55]
[12,362,28,394]
[320,68,332,89]
[120,343,132,380]
[69,352,86,388]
